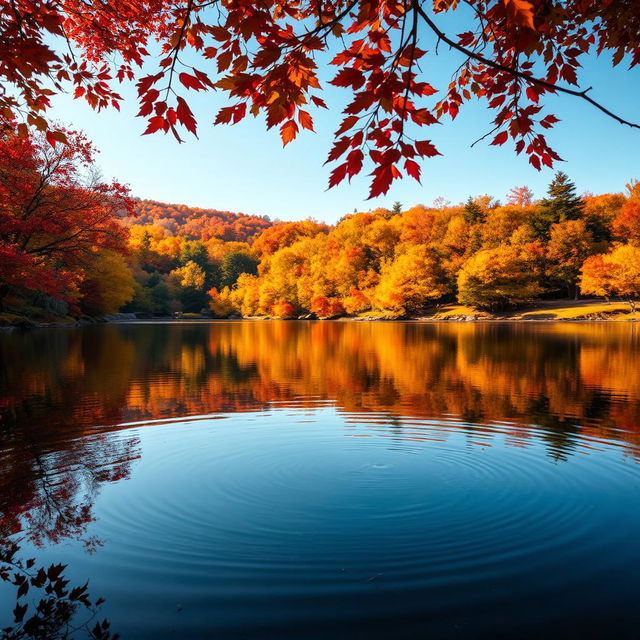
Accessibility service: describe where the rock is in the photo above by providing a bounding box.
[103,312,137,323]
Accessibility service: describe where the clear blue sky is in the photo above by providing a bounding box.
[49,28,640,224]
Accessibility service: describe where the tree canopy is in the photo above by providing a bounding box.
[0,125,133,312]
[1,0,639,196]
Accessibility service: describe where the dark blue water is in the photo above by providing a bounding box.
[1,322,640,638]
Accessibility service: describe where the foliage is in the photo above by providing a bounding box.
[1,140,638,319]
[208,287,236,317]
[463,198,485,225]
[506,186,534,207]
[220,252,259,288]
[374,245,450,313]
[2,0,640,197]
[457,245,543,309]
[252,220,329,256]
[0,125,133,313]
[546,220,596,298]
[130,200,271,242]
[79,250,136,315]
[613,200,640,246]
[580,244,640,311]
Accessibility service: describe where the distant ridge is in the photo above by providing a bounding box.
[124,199,273,243]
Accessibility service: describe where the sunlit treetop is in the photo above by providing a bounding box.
[1,0,639,197]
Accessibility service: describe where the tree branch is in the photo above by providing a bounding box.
[413,2,640,130]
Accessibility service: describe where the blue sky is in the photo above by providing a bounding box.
[49,24,640,224]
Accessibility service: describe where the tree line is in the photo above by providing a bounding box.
[1,125,639,321]
[206,174,640,317]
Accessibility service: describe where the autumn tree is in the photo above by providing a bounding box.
[252,220,328,256]
[375,245,450,314]
[580,245,640,312]
[0,124,133,312]
[171,259,208,312]
[79,249,136,315]
[582,192,625,243]
[457,245,543,309]
[546,220,596,299]
[463,198,485,225]
[2,0,639,197]
[221,252,259,288]
[613,200,640,245]
[506,186,534,207]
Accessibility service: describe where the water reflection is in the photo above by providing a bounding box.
[1,322,639,460]
[1,322,640,638]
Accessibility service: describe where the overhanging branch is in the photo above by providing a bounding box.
[413,2,640,130]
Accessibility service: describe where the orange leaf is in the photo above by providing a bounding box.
[298,110,314,131]
[280,119,298,146]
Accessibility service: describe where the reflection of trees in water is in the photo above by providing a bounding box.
[0,383,140,639]
[0,322,638,635]
[0,431,138,639]
[1,322,640,461]
[1,429,140,547]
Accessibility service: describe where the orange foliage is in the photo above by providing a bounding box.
[128,200,271,243]
[271,301,297,318]
[2,323,639,462]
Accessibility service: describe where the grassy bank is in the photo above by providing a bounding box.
[412,300,638,322]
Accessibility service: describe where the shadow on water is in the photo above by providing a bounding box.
[1,541,118,640]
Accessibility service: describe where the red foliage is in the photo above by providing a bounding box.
[271,300,296,318]
[0,124,133,309]
[1,1,638,197]
[311,295,345,318]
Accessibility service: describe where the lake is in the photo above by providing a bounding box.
[1,321,640,639]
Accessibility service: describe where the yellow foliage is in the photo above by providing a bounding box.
[458,245,543,308]
[374,245,450,313]
[208,287,236,317]
[172,261,206,289]
[82,250,136,314]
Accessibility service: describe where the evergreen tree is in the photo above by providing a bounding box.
[391,201,403,215]
[532,172,584,239]
[463,197,485,225]
[179,241,209,269]
[221,252,259,288]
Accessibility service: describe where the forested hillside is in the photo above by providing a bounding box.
[2,126,639,323]
[128,200,272,242]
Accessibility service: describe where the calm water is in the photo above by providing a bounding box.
[1,321,640,638]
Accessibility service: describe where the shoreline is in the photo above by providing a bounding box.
[2,300,638,330]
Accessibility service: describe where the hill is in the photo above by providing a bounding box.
[126,199,273,243]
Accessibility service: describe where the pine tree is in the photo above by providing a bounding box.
[532,172,584,239]
[463,197,485,225]
[391,201,403,215]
